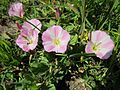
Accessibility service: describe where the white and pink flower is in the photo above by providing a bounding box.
[85,30,114,59]
[8,2,24,17]
[16,19,42,52]
[16,28,39,52]
[42,25,70,53]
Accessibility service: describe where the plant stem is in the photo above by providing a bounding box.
[79,0,86,42]
[69,53,95,58]
[81,0,85,33]
[17,17,41,31]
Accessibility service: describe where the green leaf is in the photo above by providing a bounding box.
[30,84,38,90]
[45,20,56,27]
[48,84,56,90]
[38,61,49,73]
[30,61,39,68]
[69,34,78,45]
[65,24,74,32]
[31,61,49,74]
[49,20,56,26]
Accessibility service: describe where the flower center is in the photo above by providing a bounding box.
[28,39,33,44]
[53,38,60,46]
[92,43,101,52]
[23,36,33,45]
[92,44,98,51]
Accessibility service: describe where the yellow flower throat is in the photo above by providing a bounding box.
[53,38,60,46]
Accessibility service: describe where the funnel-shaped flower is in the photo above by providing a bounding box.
[42,25,70,53]
[16,19,42,52]
[8,2,24,17]
[22,19,42,33]
[16,28,39,52]
[85,30,114,59]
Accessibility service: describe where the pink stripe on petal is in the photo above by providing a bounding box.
[85,41,94,53]
[43,41,52,47]
[61,30,70,42]
[53,26,63,37]
[16,35,28,50]
[16,35,28,43]
[100,39,114,49]
[29,43,37,50]
[91,30,107,43]
[49,25,62,38]
[32,31,39,42]
[42,30,52,42]
[16,39,28,45]
[22,22,32,30]
[21,29,29,36]
[43,44,56,52]
[46,27,55,39]
[57,45,67,53]
[96,48,112,59]
[23,45,30,52]
[101,51,112,59]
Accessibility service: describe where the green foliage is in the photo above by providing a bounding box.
[0,0,120,90]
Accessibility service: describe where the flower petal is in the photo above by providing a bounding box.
[85,41,94,53]
[22,19,42,33]
[42,29,52,42]
[91,30,108,43]
[51,25,63,38]
[57,45,67,53]
[16,35,29,52]
[8,2,24,17]
[22,45,30,52]
[95,48,113,59]
[43,43,56,52]
[100,38,114,49]
[61,30,70,42]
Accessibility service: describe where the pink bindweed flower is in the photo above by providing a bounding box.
[8,2,24,17]
[22,19,42,33]
[16,28,39,52]
[85,30,114,59]
[16,19,42,52]
[42,25,70,53]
